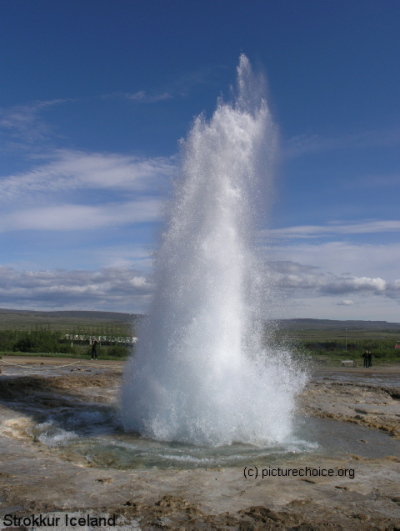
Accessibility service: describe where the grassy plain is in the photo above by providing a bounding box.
[0,309,399,365]
[273,328,400,366]
[268,319,400,366]
[0,308,138,332]
[0,309,140,359]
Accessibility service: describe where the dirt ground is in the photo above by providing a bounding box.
[0,356,399,530]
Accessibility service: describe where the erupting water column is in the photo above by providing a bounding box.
[121,55,307,446]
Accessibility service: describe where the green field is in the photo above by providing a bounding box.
[0,309,140,359]
[0,309,399,365]
[270,321,400,366]
[0,308,140,332]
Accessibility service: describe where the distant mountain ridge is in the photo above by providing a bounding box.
[272,318,400,331]
[0,308,138,321]
[0,308,399,331]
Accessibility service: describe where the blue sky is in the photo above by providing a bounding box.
[1,0,400,320]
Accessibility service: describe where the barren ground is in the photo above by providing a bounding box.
[0,356,399,530]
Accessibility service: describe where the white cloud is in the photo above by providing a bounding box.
[337,299,354,306]
[266,259,400,320]
[267,239,400,284]
[260,235,400,320]
[0,266,153,312]
[1,260,399,317]
[270,260,398,298]
[321,276,387,295]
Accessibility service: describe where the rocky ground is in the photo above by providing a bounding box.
[0,356,399,530]
[300,371,400,438]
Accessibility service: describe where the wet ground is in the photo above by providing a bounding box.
[0,356,399,529]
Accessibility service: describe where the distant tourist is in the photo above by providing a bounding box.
[367,351,372,368]
[91,338,99,360]
[362,351,368,368]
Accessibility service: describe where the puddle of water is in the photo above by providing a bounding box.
[23,406,400,470]
[0,364,109,378]
[313,370,400,388]
[295,416,400,459]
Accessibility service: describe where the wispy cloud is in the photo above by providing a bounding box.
[0,99,73,146]
[0,199,162,232]
[0,149,175,233]
[124,90,173,103]
[354,173,400,189]
[0,149,175,199]
[107,65,227,103]
[264,220,400,240]
[284,127,400,159]
[172,64,229,95]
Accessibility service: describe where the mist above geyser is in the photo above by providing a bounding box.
[121,55,307,447]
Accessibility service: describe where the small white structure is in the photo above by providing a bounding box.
[64,334,137,345]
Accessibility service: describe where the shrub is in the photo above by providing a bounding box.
[57,344,77,355]
[107,345,130,358]
[0,330,20,351]
[13,329,60,353]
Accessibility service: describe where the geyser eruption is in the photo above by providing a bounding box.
[121,55,306,446]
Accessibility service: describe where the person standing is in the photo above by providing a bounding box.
[91,338,98,360]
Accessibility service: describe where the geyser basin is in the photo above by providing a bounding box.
[4,392,400,470]
[1,365,399,471]
[121,55,308,446]
[47,418,400,470]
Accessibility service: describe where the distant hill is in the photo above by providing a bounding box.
[0,308,399,335]
[0,308,142,331]
[272,318,400,331]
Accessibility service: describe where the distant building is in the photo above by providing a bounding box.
[395,341,400,349]
[63,334,137,346]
